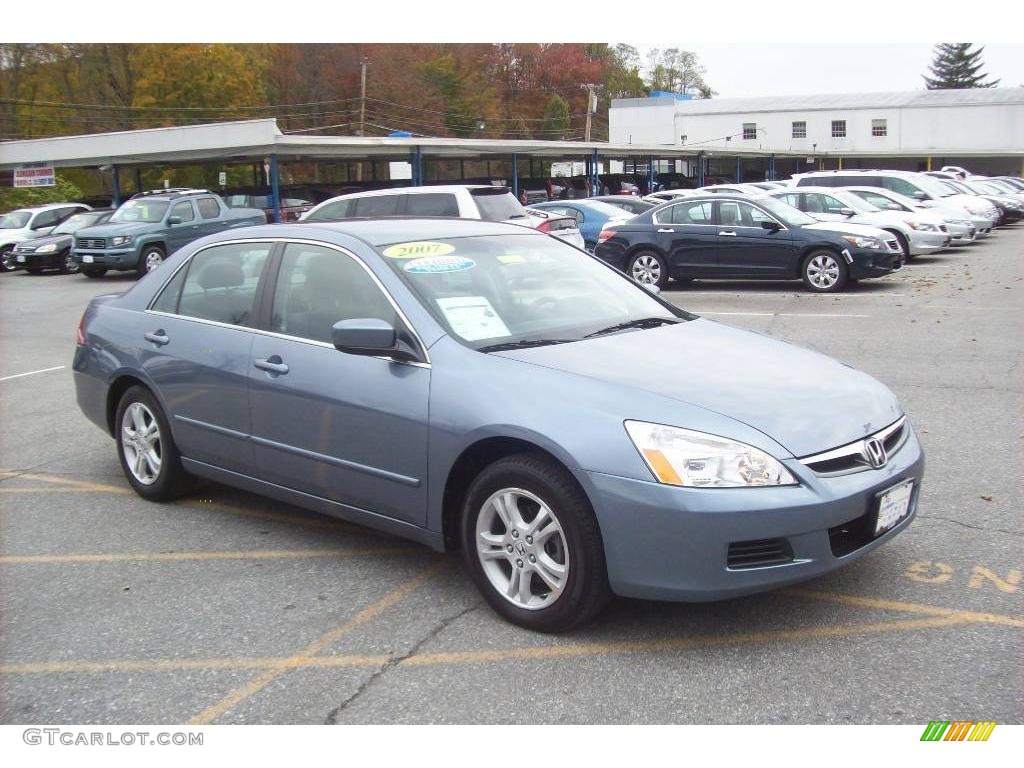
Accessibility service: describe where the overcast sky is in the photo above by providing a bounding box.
[672,44,1024,98]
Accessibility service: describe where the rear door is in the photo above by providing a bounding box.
[714,200,796,277]
[195,196,226,237]
[143,240,274,473]
[654,199,718,277]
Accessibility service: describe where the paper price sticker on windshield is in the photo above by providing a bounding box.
[382,241,455,259]
[403,256,476,274]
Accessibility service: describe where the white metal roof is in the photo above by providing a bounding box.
[613,87,1024,116]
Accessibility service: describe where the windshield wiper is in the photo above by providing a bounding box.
[583,317,681,339]
[477,338,574,353]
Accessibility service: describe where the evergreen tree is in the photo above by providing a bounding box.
[924,43,999,89]
[541,95,570,140]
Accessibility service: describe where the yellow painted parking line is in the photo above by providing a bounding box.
[0,546,424,565]
[784,588,1024,628]
[186,559,449,725]
[0,613,979,679]
[0,472,131,494]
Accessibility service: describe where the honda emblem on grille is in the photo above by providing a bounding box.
[864,438,887,469]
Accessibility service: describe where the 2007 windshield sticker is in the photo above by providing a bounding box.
[403,255,476,274]
[382,241,455,259]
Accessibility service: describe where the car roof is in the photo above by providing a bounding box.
[322,185,502,200]
[289,217,541,246]
[10,202,88,213]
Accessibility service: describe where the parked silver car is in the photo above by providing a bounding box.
[841,187,980,245]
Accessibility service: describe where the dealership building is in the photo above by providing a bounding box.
[610,87,1024,180]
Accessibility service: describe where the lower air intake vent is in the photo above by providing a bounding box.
[727,538,794,569]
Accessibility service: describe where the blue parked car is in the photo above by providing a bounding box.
[74,218,923,632]
[528,199,634,250]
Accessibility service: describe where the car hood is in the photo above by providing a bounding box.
[495,319,901,457]
[75,222,157,238]
[801,220,891,239]
[17,233,72,249]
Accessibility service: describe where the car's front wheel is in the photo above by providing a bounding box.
[461,453,610,632]
[0,246,15,272]
[801,249,848,293]
[60,250,80,274]
[137,245,165,278]
[115,385,192,500]
[628,250,669,289]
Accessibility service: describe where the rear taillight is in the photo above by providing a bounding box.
[76,312,87,345]
[535,220,552,233]
[598,229,616,243]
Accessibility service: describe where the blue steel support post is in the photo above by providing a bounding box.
[111,166,121,207]
[735,156,742,183]
[134,168,143,194]
[648,156,655,194]
[412,146,423,186]
[697,153,705,187]
[511,153,519,198]
[591,148,599,196]
[269,154,281,223]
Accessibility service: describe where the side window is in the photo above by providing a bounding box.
[404,193,459,217]
[171,201,195,222]
[31,210,59,230]
[862,191,902,210]
[777,193,802,209]
[820,195,846,214]
[718,201,744,227]
[745,204,777,225]
[196,197,221,219]
[801,194,825,213]
[352,195,400,217]
[270,243,397,344]
[176,242,272,326]
[57,207,82,223]
[150,263,189,314]
[884,177,921,198]
[664,200,712,225]
[570,208,585,226]
[306,199,352,221]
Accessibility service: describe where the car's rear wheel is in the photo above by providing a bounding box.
[137,245,165,278]
[461,453,610,633]
[0,246,14,272]
[801,249,848,293]
[60,250,80,274]
[115,385,192,500]
[628,250,669,289]
[82,267,107,278]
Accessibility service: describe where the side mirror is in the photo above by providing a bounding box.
[331,318,418,363]
[912,191,928,201]
[760,219,781,231]
[167,216,182,225]
[838,207,856,217]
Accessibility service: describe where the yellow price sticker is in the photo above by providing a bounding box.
[497,254,526,264]
[382,241,456,259]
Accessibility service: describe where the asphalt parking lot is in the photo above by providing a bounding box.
[1,230,1021,725]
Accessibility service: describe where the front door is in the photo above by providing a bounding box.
[714,200,796,277]
[166,199,200,255]
[248,241,430,527]
[142,241,274,473]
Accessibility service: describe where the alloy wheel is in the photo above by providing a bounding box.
[120,402,162,485]
[806,253,840,289]
[144,250,164,273]
[475,488,569,610]
[631,254,662,285]
[63,253,80,273]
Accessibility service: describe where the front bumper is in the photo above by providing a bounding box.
[906,229,949,255]
[13,248,64,269]
[847,245,902,279]
[585,425,924,602]
[72,248,138,269]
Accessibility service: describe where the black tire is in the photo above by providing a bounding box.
[114,385,193,501]
[137,245,166,278]
[801,248,849,293]
[82,266,107,279]
[59,250,80,274]
[460,453,610,633]
[627,249,670,289]
[0,245,14,273]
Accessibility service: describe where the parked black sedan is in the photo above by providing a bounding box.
[12,209,114,274]
[594,194,903,293]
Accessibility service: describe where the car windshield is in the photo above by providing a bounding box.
[53,212,103,234]
[755,196,817,226]
[0,211,31,229]
[913,174,959,198]
[110,199,169,223]
[833,191,881,213]
[376,233,685,349]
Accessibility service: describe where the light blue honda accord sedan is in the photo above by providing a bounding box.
[73,218,924,632]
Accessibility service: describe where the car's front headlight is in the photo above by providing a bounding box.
[110,235,133,247]
[906,221,938,231]
[35,243,58,253]
[841,234,883,250]
[625,421,798,488]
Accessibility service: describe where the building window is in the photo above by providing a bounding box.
[871,118,887,137]
[792,121,807,139]
[831,120,847,138]
[742,123,757,140]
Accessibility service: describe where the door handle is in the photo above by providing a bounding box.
[718,231,737,236]
[657,228,675,233]
[254,356,289,375]
[144,330,169,346]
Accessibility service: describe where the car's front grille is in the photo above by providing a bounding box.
[15,244,34,253]
[884,238,901,253]
[76,238,105,249]
[799,416,908,476]
[727,538,794,569]
[828,513,875,557]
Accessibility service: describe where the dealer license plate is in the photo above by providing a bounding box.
[82,255,93,263]
[875,480,913,536]
[16,254,25,263]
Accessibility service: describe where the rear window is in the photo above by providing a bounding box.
[305,199,352,221]
[470,189,527,221]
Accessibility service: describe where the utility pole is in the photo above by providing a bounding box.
[584,84,596,143]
